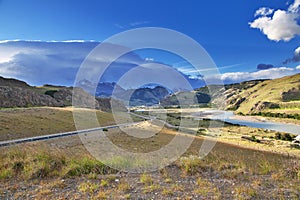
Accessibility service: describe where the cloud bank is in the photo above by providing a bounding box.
[0,40,299,89]
[0,40,99,85]
[0,40,205,89]
[249,0,300,41]
[207,67,300,84]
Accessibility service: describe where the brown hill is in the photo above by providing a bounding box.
[0,76,125,112]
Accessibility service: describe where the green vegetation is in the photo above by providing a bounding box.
[253,111,300,120]
[44,90,58,98]
[34,84,68,95]
[275,132,295,141]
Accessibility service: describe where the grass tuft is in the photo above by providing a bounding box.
[178,155,201,175]
[140,173,153,185]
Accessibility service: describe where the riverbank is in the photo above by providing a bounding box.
[140,107,300,135]
[134,107,300,157]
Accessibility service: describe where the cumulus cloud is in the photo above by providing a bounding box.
[283,46,300,64]
[206,67,300,84]
[257,63,274,70]
[249,0,300,41]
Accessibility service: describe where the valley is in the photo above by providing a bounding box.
[0,74,299,199]
[1,120,300,199]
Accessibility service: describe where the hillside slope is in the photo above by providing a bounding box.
[193,73,300,116]
[0,76,125,112]
[232,73,300,114]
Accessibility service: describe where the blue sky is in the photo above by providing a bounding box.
[0,0,300,86]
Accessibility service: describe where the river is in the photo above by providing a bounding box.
[192,110,300,135]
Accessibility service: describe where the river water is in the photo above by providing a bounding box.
[193,110,300,135]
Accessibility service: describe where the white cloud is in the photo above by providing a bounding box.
[284,46,300,63]
[255,7,274,17]
[0,41,100,85]
[249,0,300,42]
[0,40,203,89]
[207,67,300,84]
[288,0,300,12]
[292,46,300,62]
[295,46,300,54]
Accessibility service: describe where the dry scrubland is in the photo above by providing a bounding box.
[0,109,299,199]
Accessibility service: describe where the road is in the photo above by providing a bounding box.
[0,121,140,147]
[0,111,193,147]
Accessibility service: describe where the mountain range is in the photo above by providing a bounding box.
[77,79,170,106]
[1,74,300,116]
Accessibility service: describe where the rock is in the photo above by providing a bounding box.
[294,135,300,142]
[250,101,279,113]
[282,87,300,101]
[0,86,64,108]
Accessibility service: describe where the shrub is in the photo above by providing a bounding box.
[251,135,261,143]
[65,158,112,177]
[275,132,294,141]
[44,90,58,98]
[178,155,201,175]
[275,133,282,140]
[12,161,24,173]
[282,133,293,141]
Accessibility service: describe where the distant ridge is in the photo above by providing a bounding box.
[0,76,125,112]
[0,76,30,88]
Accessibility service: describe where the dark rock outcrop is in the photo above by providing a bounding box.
[0,86,64,108]
[0,76,126,112]
[282,86,300,102]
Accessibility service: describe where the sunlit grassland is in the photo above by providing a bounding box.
[0,107,119,141]
[0,121,299,198]
[235,73,300,114]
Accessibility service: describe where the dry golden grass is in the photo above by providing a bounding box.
[0,106,144,142]
[0,107,116,141]
[0,120,299,199]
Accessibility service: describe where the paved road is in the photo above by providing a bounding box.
[0,111,193,147]
[0,121,140,147]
